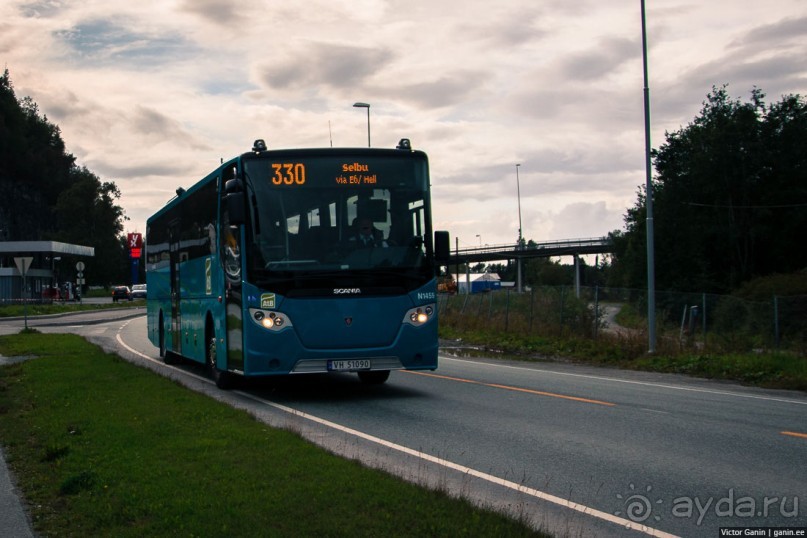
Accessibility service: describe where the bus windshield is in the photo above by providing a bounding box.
[242,152,434,295]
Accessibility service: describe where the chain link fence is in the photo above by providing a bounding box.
[438,286,807,357]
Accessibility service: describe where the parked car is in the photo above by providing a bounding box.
[130,284,147,299]
[112,285,132,302]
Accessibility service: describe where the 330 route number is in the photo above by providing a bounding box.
[271,163,306,185]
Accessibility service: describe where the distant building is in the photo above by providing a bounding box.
[0,241,94,303]
[451,272,501,294]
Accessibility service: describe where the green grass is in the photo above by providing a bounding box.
[440,326,807,391]
[631,351,807,390]
[0,332,542,537]
[0,300,143,318]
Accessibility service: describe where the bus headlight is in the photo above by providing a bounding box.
[403,304,435,326]
[250,308,292,331]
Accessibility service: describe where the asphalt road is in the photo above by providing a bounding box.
[2,310,805,537]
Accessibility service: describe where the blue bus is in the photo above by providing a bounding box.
[146,139,450,388]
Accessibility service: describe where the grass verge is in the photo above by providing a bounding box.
[0,332,541,537]
[0,300,144,318]
[440,326,807,392]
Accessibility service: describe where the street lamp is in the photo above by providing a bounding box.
[515,163,523,293]
[515,164,523,245]
[476,234,481,247]
[353,102,370,147]
[641,0,656,353]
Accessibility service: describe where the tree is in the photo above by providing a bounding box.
[51,168,128,285]
[0,69,128,283]
[611,87,807,293]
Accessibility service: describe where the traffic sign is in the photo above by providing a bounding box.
[76,261,85,271]
[127,233,143,249]
[13,256,33,277]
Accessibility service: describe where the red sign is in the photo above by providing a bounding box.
[130,248,142,259]
[127,233,143,249]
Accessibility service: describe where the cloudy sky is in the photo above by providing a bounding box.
[2,0,806,249]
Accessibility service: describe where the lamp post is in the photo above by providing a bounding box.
[515,163,523,293]
[641,0,656,353]
[353,102,371,147]
[476,234,481,247]
[516,164,523,243]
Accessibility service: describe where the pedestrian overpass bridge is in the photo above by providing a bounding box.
[448,236,613,265]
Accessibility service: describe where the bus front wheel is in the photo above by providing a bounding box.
[358,370,390,385]
[207,334,236,390]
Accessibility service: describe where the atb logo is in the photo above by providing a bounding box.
[615,484,663,523]
[261,293,276,309]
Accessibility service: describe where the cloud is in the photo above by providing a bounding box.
[559,37,639,81]
[92,161,190,180]
[388,72,490,108]
[452,9,549,48]
[130,106,212,151]
[19,0,68,18]
[728,16,807,50]
[256,42,392,93]
[178,0,245,26]
[546,201,623,239]
[52,18,195,67]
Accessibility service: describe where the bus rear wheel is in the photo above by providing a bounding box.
[207,334,235,390]
[160,313,179,365]
[158,316,166,357]
[357,370,390,385]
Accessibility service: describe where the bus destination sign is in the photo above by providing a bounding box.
[336,162,377,186]
[268,161,379,187]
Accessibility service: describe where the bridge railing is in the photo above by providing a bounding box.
[454,237,610,256]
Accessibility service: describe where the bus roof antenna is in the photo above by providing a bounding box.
[253,139,267,153]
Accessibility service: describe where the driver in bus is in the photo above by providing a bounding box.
[349,217,388,248]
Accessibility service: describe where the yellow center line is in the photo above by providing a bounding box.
[405,371,616,407]
[781,431,807,440]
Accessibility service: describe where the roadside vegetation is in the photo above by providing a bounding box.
[440,322,807,392]
[0,332,542,537]
[438,283,807,392]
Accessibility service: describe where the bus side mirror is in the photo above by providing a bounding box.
[434,231,450,264]
[226,193,245,225]
[225,179,245,225]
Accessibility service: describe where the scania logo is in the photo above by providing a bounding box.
[333,288,361,294]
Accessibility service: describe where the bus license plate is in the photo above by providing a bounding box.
[327,359,371,372]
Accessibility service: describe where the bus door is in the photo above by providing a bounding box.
[221,172,244,372]
[168,218,182,355]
